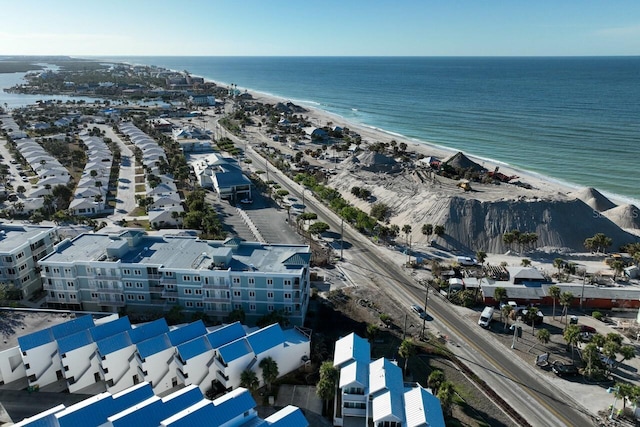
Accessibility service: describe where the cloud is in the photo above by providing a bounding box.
[596,24,640,38]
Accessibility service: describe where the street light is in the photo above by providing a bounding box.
[607,386,620,420]
[510,319,522,349]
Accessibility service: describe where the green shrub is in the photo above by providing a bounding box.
[592,311,603,321]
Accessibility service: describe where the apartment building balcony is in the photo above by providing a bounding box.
[95,274,121,281]
[161,276,177,284]
[43,283,62,291]
[176,368,189,383]
[202,282,229,290]
[148,286,164,293]
[96,286,124,294]
[203,295,229,303]
[136,365,147,381]
[215,370,229,385]
[98,297,125,307]
[161,289,178,298]
[341,407,366,417]
[147,274,163,280]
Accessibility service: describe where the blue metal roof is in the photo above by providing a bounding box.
[96,331,133,356]
[56,384,155,427]
[128,318,169,344]
[137,334,172,359]
[266,406,309,427]
[90,316,131,342]
[50,316,95,340]
[109,399,162,427]
[18,328,54,352]
[205,322,246,349]
[177,336,212,361]
[246,323,284,355]
[163,388,255,427]
[57,330,93,355]
[218,338,252,364]
[167,321,207,346]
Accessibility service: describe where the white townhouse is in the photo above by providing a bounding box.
[13,382,307,427]
[332,333,446,427]
[39,229,312,326]
[0,223,58,298]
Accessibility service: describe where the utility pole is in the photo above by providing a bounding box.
[340,217,344,261]
[403,313,408,341]
[421,282,429,339]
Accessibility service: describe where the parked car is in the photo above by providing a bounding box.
[411,304,427,319]
[551,361,579,376]
[580,325,597,334]
[240,198,253,204]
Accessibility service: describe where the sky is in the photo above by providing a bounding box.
[0,0,638,57]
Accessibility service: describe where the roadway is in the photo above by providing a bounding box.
[237,140,595,426]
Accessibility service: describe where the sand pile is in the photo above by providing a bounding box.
[603,204,640,230]
[353,151,398,173]
[572,187,616,212]
[443,152,487,173]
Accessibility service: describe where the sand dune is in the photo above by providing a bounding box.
[571,187,617,212]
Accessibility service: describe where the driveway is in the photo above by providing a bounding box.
[98,124,137,220]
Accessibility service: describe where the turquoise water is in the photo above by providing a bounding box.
[5,56,640,204]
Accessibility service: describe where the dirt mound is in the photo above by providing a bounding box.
[443,152,487,173]
[354,151,398,172]
[430,196,637,253]
[571,187,616,212]
[603,204,640,229]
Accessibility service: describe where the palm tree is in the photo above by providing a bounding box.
[617,345,636,368]
[398,339,416,375]
[422,223,433,238]
[402,224,412,263]
[610,260,625,281]
[240,369,259,392]
[259,357,279,392]
[563,324,581,361]
[316,361,338,416]
[94,194,103,211]
[521,258,532,267]
[548,285,561,320]
[501,304,513,329]
[494,287,507,305]
[427,370,445,395]
[366,323,379,343]
[437,381,455,416]
[559,291,574,325]
[530,328,550,353]
[475,250,487,266]
[526,307,539,335]
[553,258,564,277]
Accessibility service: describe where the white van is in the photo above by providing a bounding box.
[478,306,495,328]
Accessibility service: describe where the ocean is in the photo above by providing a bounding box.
[4,56,640,204]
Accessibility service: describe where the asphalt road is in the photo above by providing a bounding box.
[240,143,595,427]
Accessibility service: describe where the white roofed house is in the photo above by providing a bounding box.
[149,206,185,230]
[333,333,371,425]
[368,358,405,427]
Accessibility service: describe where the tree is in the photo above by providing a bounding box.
[563,324,581,361]
[582,343,603,379]
[549,285,561,320]
[433,225,445,236]
[530,328,550,353]
[524,306,539,335]
[427,370,445,395]
[617,345,636,368]
[422,223,433,237]
[521,258,531,267]
[559,291,574,325]
[16,185,26,196]
[553,258,564,276]
[501,304,513,330]
[398,339,416,375]
[437,381,455,416]
[366,323,379,342]
[494,287,507,305]
[308,222,330,235]
[259,357,279,392]
[94,194,103,211]
[240,369,259,392]
[475,250,487,266]
[610,260,625,281]
[316,361,338,415]
[370,203,390,221]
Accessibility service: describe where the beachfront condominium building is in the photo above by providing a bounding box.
[39,229,311,326]
[0,223,58,298]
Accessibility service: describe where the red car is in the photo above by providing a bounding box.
[580,325,597,334]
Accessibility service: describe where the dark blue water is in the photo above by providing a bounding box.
[19,56,640,202]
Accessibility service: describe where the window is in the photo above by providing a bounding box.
[234,303,242,310]
[125,282,133,288]
[123,269,131,275]
[137,295,145,301]
[18,264,26,271]
[196,302,203,308]
[267,292,274,299]
[284,293,291,299]
[267,278,273,285]
[53,268,60,274]
[16,252,24,259]
[136,282,143,288]
[67,281,74,287]
[186,301,193,307]
[195,289,202,295]
[70,294,77,300]
[127,295,135,300]
[248,277,255,285]
[284,279,291,286]
[58,293,64,299]
[4,256,11,263]
[233,290,241,297]
[87,267,92,273]
[185,289,192,295]
[194,276,200,282]
[7,268,15,275]
[22,275,29,283]
[286,306,292,313]
[134,269,141,275]
[168,297,177,303]
[64,268,72,274]
[165,271,174,277]
[91,293,98,299]
[183,275,191,281]
[232,277,240,284]
[249,291,255,297]
[249,304,256,311]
